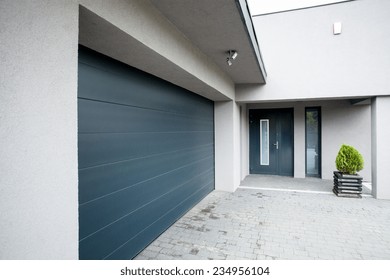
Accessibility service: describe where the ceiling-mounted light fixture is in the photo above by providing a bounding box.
[231,50,238,60]
[227,58,233,66]
[226,50,238,66]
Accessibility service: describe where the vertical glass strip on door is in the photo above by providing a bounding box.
[260,119,269,165]
[305,108,321,177]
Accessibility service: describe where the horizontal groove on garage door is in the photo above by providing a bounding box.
[78,98,213,135]
[79,145,213,205]
[78,61,213,120]
[80,166,213,241]
[78,46,214,259]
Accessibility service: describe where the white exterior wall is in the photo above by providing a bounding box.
[233,102,241,189]
[245,100,371,181]
[240,104,249,180]
[322,101,371,181]
[237,0,390,102]
[0,0,79,259]
[372,97,390,199]
[215,101,241,192]
[0,0,235,259]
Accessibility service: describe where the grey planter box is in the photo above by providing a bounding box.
[333,171,362,198]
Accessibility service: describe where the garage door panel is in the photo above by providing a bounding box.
[78,61,214,120]
[104,182,213,260]
[78,132,213,169]
[78,46,214,259]
[78,99,213,134]
[79,144,213,204]
[79,174,214,260]
[79,163,213,240]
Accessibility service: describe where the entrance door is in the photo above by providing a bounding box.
[249,109,293,176]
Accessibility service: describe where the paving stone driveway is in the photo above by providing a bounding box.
[135,188,390,260]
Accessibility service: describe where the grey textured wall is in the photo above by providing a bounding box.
[237,0,390,102]
[322,100,371,181]
[0,0,79,259]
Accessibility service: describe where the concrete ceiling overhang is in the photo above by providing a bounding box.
[79,6,232,101]
[150,0,267,84]
[78,0,265,102]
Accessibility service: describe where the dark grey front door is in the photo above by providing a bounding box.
[249,109,293,176]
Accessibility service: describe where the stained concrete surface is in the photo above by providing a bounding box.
[136,177,389,260]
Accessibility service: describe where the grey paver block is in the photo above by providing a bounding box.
[160,242,174,249]
[136,181,390,260]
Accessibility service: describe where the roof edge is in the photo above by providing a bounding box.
[235,0,267,83]
[252,0,357,17]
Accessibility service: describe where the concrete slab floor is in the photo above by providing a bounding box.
[135,187,390,260]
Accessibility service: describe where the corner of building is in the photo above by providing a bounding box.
[371,96,390,199]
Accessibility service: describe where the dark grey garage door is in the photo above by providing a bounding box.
[78,46,214,260]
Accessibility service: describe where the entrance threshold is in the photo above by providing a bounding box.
[239,174,372,197]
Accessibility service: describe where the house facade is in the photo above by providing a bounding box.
[1,0,389,260]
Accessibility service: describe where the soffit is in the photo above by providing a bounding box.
[150,0,266,84]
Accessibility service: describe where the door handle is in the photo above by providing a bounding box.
[273,141,279,150]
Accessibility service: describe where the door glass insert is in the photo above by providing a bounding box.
[305,108,321,177]
[260,119,269,165]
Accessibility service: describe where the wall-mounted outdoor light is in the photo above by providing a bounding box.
[333,22,342,35]
[227,50,238,66]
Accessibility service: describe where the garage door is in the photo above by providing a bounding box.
[78,46,215,259]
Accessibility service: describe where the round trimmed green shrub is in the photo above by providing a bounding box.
[335,144,364,175]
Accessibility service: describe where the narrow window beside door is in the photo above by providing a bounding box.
[305,107,321,177]
[260,119,269,165]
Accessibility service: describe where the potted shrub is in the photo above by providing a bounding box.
[333,144,364,198]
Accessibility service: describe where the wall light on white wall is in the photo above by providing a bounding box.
[333,22,342,35]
